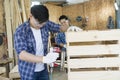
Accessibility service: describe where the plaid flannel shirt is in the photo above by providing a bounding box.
[14,20,60,80]
[55,32,66,46]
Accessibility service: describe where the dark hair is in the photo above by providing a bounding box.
[31,5,49,23]
[59,15,69,21]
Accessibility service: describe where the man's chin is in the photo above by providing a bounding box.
[34,26,42,29]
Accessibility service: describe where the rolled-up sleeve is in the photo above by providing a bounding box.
[14,29,27,55]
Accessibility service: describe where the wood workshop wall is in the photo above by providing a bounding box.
[45,3,62,23]
[0,0,7,59]
[63,0,115,30]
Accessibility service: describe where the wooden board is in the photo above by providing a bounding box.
[9,65,20,79]
[4,0,14,62]
[66,29,120,42]
[69,57,120,68]
[0,76,9,80]
[68,71,120,80]
[67,44,120,56]
[0,67,5,74]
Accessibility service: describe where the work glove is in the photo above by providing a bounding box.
[43,52,59,64]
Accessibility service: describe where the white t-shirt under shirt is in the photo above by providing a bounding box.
[67,26,83,32]
[31,27,44,72]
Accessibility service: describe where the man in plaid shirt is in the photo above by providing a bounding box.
[14,5,68,80]
[55,15,68,51]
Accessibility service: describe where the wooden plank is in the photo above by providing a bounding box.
[20,0,27,22]
[68,57,120,68]
[12,0,17,34]
[9,65,20,79]
[68,71,120,80]
[67,44,120,56]
[4,0,14,61]
[0,58,13,64]
[66,29,120,42]
[10,0,13,28]
[14,0,22,25]
[0,67,5,74]
[0,76,9,80]
[24,0,30,19]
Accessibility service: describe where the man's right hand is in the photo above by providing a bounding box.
[42,52,59,64]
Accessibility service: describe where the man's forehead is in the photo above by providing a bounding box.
[60,19,68,23]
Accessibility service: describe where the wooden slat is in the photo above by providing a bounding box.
[14,0,22,25]
[0,67,5,74]
[68,57,120,68]
[0,76,9,80]
[4,0,14,62]
[20,0,27,22]
[67,44,120,56]
[24,0,30,19]
[68,71,120,80]
[66,30,120,42]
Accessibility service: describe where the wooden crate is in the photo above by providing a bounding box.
[66,29,120,80]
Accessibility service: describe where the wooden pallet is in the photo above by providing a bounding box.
[66,29,120,80]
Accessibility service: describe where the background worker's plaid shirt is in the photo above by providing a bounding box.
[14,20,60,80]
[55,32,66,46]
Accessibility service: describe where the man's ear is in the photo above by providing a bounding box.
[29,13,32,18]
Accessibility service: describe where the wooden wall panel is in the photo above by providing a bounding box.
[95,0,115,30]
[84,0,97,30]
[63,3,84,28]
[0,0,6,59]
[63,0,115,30]
[45,4,62,23]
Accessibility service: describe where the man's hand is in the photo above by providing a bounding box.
[43,52,59,64]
